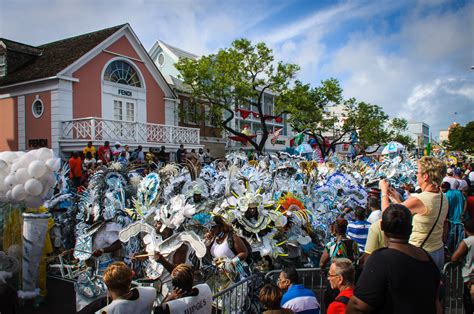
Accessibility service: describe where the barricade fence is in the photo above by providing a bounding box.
[265,268,328,313]
[210,263,466,314]
[212,274,263,314]
[443,262,465,314]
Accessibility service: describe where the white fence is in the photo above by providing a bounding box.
[61,117,200,145]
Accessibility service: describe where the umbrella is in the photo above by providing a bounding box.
[295,143,314,154]
[381,142,405,155]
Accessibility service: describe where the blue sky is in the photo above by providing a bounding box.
[1,0,473,138]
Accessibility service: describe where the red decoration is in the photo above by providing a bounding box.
[239,109,251,119]
[252,112,260,118]
[264,115,274,121]
[275,116,283,123]
[229,135,257,143]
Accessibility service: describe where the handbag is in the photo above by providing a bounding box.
[420,193,444,249]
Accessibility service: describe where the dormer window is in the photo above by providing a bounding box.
[157,52,165,67]
[0,54,6,77]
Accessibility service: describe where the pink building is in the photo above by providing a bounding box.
[0,24,200,156]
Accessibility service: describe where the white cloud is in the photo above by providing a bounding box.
[318,0,474,135]
[0,0,471,136]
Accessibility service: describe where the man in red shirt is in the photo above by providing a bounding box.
[98,141,112,165]
[326,258,354,314]
[68,152,83,188]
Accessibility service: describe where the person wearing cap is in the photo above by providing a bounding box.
[443,167,458,190]
[112,142,124,160]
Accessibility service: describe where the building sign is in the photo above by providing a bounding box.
[118,89,132,97]
[273,140,286,145]
[28,139,48,148]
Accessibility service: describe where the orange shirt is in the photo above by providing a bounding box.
[69,157,82,178]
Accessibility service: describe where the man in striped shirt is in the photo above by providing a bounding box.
[347,206,371,253]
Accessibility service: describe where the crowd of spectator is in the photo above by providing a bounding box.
[67,141,214,189]
[261,157,474,314]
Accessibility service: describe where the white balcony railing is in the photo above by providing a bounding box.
[61,117,200,145]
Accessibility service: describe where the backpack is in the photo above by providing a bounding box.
[334,295,350,305]
[227,232,253,265]
[329,239,358,263]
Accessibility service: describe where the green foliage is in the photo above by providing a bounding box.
[176,38,299,152]
[448,121,474,153]
[277,78,401,157]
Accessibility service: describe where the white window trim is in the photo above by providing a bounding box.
[101,57,146,90]
[31,96,44,118]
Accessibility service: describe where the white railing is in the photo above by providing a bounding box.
[61,117,200,145]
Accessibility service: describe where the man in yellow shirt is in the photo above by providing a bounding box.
[83,141,96,158]
[359,220,386,267]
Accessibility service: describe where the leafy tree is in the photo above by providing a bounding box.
[448,121,474,153]
[277,79,401,158]
[176,39,299,153]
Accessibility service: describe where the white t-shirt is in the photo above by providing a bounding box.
[167,284,212,314]
[367,210,382,224]
[457,179,468,191]
[442,176,459,190]
[96,287,156,314]
[469,171,474,183]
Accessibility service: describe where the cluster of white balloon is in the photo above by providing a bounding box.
[0,148,61,208]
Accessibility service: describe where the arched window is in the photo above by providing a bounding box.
[103,60,142,87]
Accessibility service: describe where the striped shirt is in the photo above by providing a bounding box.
[347,220,371,253]
[281,284,320,314]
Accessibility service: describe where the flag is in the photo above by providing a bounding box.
[271,128,283,145]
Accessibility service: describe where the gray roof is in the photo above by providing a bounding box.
[160,40,198,60]
[170,75,191,93]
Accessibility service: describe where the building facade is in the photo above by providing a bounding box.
[406,121,430,149]
[149,40,293,155]
[149,40,226,157]
[0,24,200,157]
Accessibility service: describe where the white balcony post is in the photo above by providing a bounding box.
[135,122,139,142]
[168,126,173,144]
[91,118,96,140]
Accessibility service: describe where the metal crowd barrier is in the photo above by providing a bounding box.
[265,268,328,313]
[442,262,465,314]
[212,274,263,314]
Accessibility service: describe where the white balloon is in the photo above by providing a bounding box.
[24,196,44,208]
[11,161,26,173]
[1,152,17,164]
[4,175,17,188]
[0,176,5,192]
[45,158,61,172]
[24,178,43,196]
[43,173,57,187]
[12,184,27,201]
[19,153,36,166]
[15,168,31,184]
[36,148,53,162]
[15,151,25,158]
[0,159,8,171]
[6,190,13,201]
[28,160,47,178]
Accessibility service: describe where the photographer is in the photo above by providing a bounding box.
[379,156,448,270]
